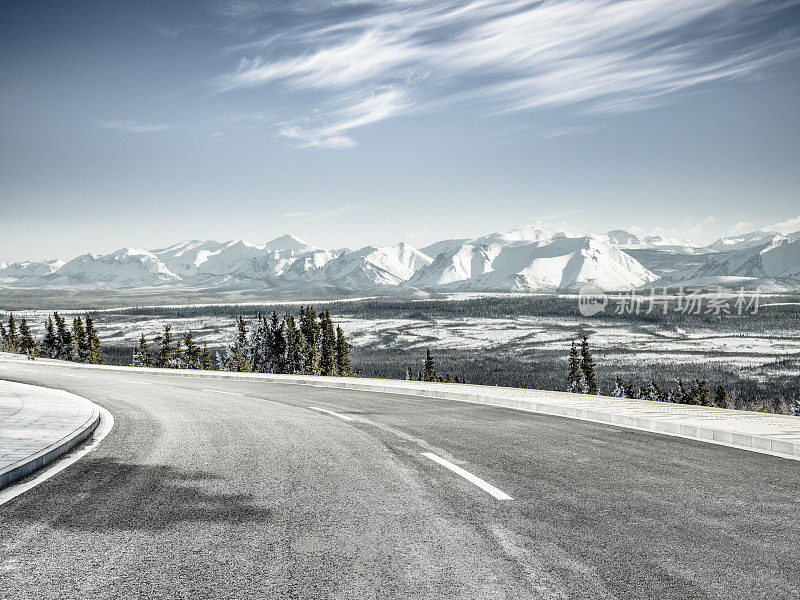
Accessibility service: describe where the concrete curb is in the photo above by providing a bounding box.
[3,353,799,461]
[0,383,101,490]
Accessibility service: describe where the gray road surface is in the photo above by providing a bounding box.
[1,361,797,599]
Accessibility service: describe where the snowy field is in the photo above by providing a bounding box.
[6,297,800,390]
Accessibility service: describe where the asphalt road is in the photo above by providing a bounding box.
[1,361,798,599]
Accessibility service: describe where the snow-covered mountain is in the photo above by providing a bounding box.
[2,225,799,293]
[661,237,800,288]
[262,234,317,252]
[641,235,700,254]
[306,242,432,287]
[599,230,701,253]
[705,230,781,253]
[601,230,649,249]
[420,238,470,260]
[53,248,180,286]
[410,236,656,291]
[472,225,575,247]
[147,236,335,284]
[0,259,65,282]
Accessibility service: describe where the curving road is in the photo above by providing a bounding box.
[0,360,798,599]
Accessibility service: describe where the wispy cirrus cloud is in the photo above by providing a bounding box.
[153,25,183,39]
[214,0,800,148]
[97,120,173,133]
[278,86,409,148]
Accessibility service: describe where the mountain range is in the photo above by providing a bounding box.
[2,227,799,294]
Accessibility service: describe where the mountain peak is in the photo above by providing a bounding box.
[263,234,316,251]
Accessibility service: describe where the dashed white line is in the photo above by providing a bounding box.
[61,374,85,378]
[202,389,243,396]
[309,406,354,421]
[115,379,151,385]
[422,452,513,501]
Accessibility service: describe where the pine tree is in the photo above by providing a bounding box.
[132,333,153,368]
[423,349,436,382]
[184,331,202,369]
[172,337,184,369]
[568,341,583,392]
[676,378,690,404]
[201,342,213,370]
[284,314,304,374]
[141,333,153,367]
[6,313,20,354]
[53,312,74,361]
[19,318,37,357]
[405,366,413,380]
[156,325,174,368]
[299,306,320,375]
[250,313,269,373]
[335,325,353,377]
[235,316,250,366]
[580,335,598,395]
[228,343,250,372]
[132,345,143,367]
[694,379,712,406]
[652,380,666,402]
[612,376,625,397]
[84,314,102,364]
[41,316,56,358]
[267,311,287,373]
[714,385,731,409]
[72,317,89,362]
[319,310,337,376]
[642,379,664,402]
[0,320,7,351]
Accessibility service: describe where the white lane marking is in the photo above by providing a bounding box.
[422,452,513,501]
[0,406,115,506]
[115,379,151,385]
[202,389,243,396]
[62,374,85,378]
[309,406,354,421]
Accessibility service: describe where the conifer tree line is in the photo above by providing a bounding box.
[220,308,355,376]
[131,325,213,370]
[610,375,732,408]
[404,349,467,383]
[0,312,102,363]
[567,335,733,408]
[131,307,355,376]
[567,335,598,394]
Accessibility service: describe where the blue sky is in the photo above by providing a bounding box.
[2,0,800,261]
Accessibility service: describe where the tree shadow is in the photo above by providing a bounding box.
[11,457,273,532]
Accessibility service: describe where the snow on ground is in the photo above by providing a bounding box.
[7,310,799,380]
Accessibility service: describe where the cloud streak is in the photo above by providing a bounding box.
[97,120,173,133]
[215,0,800,148]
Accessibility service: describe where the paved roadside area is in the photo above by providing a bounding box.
[383,380,800,460]
[1,357,798,599]
[0,379,100,490]
[2,352,800,460]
